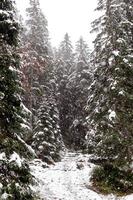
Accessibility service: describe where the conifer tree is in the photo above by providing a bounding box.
[87,0,133,193]
[0,0,35,198]
[68,37,91,149]
[75,37,90,63]
[26,0,49,56]
[59,33,74,64]
[32,61,64,163]
[32,93,64,163]
[21,0,50,129]
[54,35,91,149]
[54,33,74,146]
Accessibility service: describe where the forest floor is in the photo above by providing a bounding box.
[30,152,133,200]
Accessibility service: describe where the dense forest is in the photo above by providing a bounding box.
[0,0,133,199]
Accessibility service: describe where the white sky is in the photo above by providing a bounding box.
[16,0,98,48]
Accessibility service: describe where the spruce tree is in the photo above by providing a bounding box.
[54,35,91,149]
[59,33,74,64]
[54,33,74,146]
[32,94,64,163]
[68,37,91,149]
[32,61,64,163]
[26,0,49,56]
[21,0,50,129]
[87,0,133,193]
[75,36,90,63]
[0,0,35,198]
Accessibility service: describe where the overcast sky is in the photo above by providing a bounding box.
[16,0,98,48]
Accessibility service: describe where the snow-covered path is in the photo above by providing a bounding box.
[30,152,133,200]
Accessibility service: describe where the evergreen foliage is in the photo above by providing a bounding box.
[54,33,75,146]
[1,0,132,196]
[75,37,90,63]
[54,35,92,150]
[21,0,50,126]
[59,33,74,63]
[0,0,35,198]
[32,61,64,163]
[87,0,133,193]
[32,93,64,163]
[68,37,91,149]
[91,165,133,195]
[20,1,65,163]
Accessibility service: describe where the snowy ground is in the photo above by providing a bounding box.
[30,152,133,200]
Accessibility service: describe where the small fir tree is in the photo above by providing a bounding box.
[32,86,64,163]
